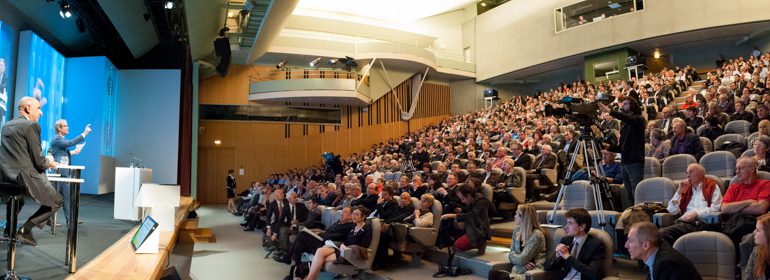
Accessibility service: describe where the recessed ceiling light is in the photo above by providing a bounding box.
[214,140,222,145]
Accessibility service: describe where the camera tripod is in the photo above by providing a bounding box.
[399,154,416,178]
[547,125,615,226]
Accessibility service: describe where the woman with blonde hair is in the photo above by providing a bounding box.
[489,204,546,280]
[744,213,770,280]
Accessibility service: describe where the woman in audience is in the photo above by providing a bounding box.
[305,206,372,280]
[745,213,770,280]
[499,204,546,280]
[699,117,724,141]
[428,173,444,191]
[393,193,435,251]
[753,136,770,172]
[749,120,770,147]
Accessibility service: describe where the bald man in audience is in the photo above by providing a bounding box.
[659,163,723,245]
[626,222,702,280]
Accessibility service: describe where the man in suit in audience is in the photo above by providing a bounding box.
[264,188,291,248]
[659,163,722,245]
[0,97,63,246]
[351,182,378,211]
[668,118,705,161]
[750,104,770,133]
[730,100,754,122]
[275,191,309,255]
[544,208,606,280]
[626,221,702,280]
[524,145,556,201]
[657,106,676,138]
[511,142,532,171]
[370,186,399,269]
[684,106,704,132]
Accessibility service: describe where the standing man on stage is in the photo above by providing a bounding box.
[50,119,90,227]
[0,97,63,246]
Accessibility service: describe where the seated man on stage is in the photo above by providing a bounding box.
[0,97,64,246]
[50,119,91,227]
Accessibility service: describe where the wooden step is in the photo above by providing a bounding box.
[489,236,512,248]
[180,228,215,243]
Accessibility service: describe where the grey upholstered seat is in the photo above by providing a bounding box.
[699,151,736,181]
[644,157,662,179]
[324,218,382,278]
[725,120,751,137]
[701,137,713,153]
[391,198,443,265]
[662,154,697,182]
[525,227,616,280]
[673,231,735,280]
[714,133,746,149]
[539,180,596,224]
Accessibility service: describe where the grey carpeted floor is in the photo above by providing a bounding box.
[0,193,138,280]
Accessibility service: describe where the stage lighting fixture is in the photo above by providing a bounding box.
[164,1,174,10]
[328,59,338,66]
[309,57,322,67]
[339,56,358,70]
[59,1,72,19]
[653,50,661,59]
[276,59,287,69]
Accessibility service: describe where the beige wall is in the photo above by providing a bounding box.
[475,0,770,81]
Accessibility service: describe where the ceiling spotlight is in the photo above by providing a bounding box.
[59,1,72,19]
[328,59,338,66]
[653,50,661,59]
[275,59,287,69]
[480,2,487,7]
[164,1,174,10]
[338,56,358,70]
[309,57,322,67]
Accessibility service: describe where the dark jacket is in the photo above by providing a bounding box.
[647,243,702,280]
[544,234,606,280]
[0,116,58,206]
[50,134,85,176]
[266,199,291,230]
[456,194,493,247]
[669,133,705,160]
[532,153,557,171]
[513,153,532,170]
[345,223,373,247]
[609,110,646,163]
[302,206,324,229]
[371,198,399,223]
[289,202,309,223]
[321,221,355,241]
[351,194,378,212]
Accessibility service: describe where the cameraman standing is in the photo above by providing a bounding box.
[598,97,646,208]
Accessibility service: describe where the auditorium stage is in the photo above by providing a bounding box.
[0,193,136,280]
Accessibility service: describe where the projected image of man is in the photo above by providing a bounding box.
[0,97,64,246]
[0,58,7,126]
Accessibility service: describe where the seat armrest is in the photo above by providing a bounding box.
[525,269,561,280]
[540,169,557,184]
[408,227,437,246]
[652,213,677,227]
[508,187,526,204]
[339,247,373,269]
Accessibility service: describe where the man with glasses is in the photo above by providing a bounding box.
[511,142,532,171]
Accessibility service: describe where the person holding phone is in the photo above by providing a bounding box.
[50,119,91,227]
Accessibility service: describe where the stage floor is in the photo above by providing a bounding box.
[0,193,137,280]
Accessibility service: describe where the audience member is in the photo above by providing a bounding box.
[544,208,606,280]
[659,163,723,244]
[626,221,702,280]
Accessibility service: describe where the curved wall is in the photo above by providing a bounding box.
[476,0,770,81]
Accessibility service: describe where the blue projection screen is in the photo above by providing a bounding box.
[15,31,65,152]
[0,21,14,128]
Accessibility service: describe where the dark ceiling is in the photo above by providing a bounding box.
[7,0,190,69]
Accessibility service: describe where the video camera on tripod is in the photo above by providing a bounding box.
[544,96,614,126]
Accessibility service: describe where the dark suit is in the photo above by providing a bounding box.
[685,116,704,132]
[513,153,532,170]
[266,199,291,232]
[285,220,355,265]
[50,133,85,226]
[669,133,705,160]
[532,153,557,170]
[647,244,702,280]
[372,198,399,265]
[0,116,63,228]
[544,234,606,280]
[278,202,309,250]
[351,193,378,212]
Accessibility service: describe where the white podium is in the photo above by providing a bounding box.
[136,184,180,232]
[114,167,152,221]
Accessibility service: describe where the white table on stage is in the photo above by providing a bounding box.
[114,167,152,221]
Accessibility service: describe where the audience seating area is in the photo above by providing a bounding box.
[231,51,770,279]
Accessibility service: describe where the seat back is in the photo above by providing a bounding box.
[481,183,494,203]
[588,228,615,278]
[635,177,676,207]
[699,151,737,178]
[742,149,755,157]
[645,143,652,156]
[513,167,527,189]
[471,168,486,180]
[541,226,566,261]
[714,133,747,149]
[561,180,596,210]
[487,168,505,186]
[662,154,697,181]
[696,124,706,136]
[701,137,713,153]
[705,174,727,194]
[321,207,336,228]
[673,231,735,280]
[456,169,469,182]
[759,171,770,181]
[644,157,662,179]
[725,120,751,136]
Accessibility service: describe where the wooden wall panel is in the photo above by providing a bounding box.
[197,68,451,203]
